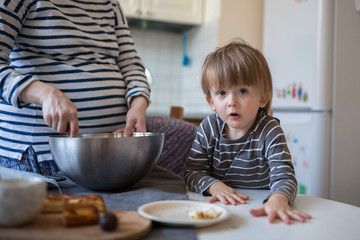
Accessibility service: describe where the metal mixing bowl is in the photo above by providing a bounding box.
[49,132,164,191]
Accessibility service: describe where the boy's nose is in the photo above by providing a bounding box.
[227,94,237,107]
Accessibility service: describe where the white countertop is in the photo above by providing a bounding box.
[188,189,360,240]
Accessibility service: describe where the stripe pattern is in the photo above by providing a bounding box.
[184,110,298,204]
[0,0,150,163]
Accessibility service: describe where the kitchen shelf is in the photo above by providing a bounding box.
[119,0,203,26]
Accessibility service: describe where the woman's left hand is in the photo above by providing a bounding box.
[249,193,312,224]
[114,96,148,137]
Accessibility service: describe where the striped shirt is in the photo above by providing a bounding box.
[184,110,298,204]
[0,0,150,163]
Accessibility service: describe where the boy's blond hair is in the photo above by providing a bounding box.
[201,39,273,112]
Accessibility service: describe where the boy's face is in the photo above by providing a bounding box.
[206,83,270,139]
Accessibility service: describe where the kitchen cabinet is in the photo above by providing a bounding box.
[215,0,264,49]
[119,0,203,25]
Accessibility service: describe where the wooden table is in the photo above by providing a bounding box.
[188,189,360,240]
[0,166,197,240]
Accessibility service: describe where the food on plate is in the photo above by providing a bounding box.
[99,212,118,231]
[63,203,99,227]
[189,208,219,219]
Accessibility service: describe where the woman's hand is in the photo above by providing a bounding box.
[207,182,249,205]
[114,96,148,137]
[20,80,79,137]
[249,193,312,224]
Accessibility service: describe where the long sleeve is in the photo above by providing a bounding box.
[184,115,220,195]
[263,125,298,204]
[0,0,37,108]
[114,2,150,106]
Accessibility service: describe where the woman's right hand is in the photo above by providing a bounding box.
[20,81,79,137]
[41,87,79,137]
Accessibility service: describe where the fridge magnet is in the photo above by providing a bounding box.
[275,82,308,102]
[298,183,307,195]
[303,159,309,168]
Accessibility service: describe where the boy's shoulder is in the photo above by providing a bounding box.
[199,113,224,135]
[200,113,223,127]
[252,111,284,138]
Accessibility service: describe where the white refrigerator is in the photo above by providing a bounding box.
[262,0,334,198]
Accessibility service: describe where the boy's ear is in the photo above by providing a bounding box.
[260,93,271,108]
[206,96,216,111]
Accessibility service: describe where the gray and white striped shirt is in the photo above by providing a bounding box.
[0,0,150,163]
[185,110,297,204]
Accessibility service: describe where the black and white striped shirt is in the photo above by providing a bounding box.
[185,110,298,204]
[0,0,150,163]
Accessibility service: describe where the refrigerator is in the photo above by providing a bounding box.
[262,0,334,198]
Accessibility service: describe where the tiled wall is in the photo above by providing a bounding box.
[131,28,183,116]
[182,20,218,118]
[130,21,218,118]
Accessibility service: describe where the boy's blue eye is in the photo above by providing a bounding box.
[217,90,226,96]
[239,89,247,94]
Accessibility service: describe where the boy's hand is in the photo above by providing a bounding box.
[207,182,249,205]
[249,193,312,224]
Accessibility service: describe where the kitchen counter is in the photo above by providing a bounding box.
[188,189,360,240]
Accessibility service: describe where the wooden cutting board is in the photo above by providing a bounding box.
[0,210,151,240]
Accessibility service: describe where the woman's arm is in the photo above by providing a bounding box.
[0,1,37,108]
[0,1,79,137]
[112,2,150,135]
[20,81,79,137]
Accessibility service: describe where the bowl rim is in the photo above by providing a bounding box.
[0,177,45,187]
[49,132,165,139]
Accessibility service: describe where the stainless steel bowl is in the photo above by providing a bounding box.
[49,132,164,191]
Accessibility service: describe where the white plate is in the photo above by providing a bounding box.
[137,200,230,227]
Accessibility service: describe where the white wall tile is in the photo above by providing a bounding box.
[131,21,218,118]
